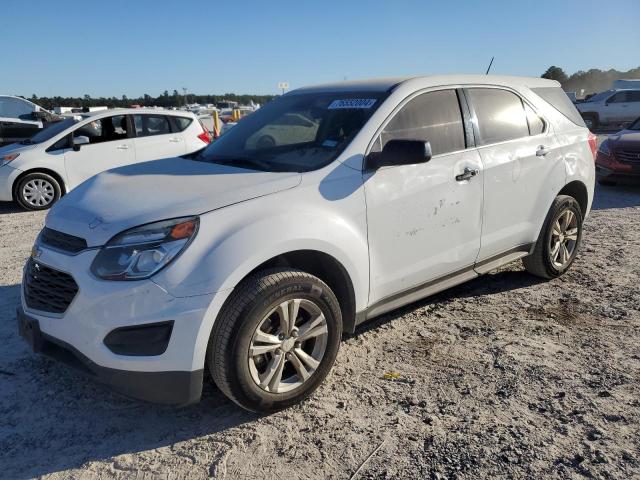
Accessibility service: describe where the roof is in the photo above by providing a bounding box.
[290,74,559,94]
[74,108,196,118]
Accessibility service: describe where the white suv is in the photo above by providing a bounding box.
[0,109,211,210]
[18,75,596,412]
[576,89,640,130]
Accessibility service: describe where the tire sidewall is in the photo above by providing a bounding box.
[16,173,61,211]
[542,197,583,277]
[227,275,342,412]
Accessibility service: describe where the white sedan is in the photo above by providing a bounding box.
[0,109,211,210]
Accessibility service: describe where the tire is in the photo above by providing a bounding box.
[15,172,62,211]
[582,113,598,131]
[597,178,617,187]
[208,268,342,413]
[523,195,583,279]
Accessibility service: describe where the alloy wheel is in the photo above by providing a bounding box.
[248,298,328,394]
[549,208,579,268]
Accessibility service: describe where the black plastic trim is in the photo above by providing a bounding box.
[104,320,174,356]
[17,308,202,405]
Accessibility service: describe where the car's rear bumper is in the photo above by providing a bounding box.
[17,307,203,405]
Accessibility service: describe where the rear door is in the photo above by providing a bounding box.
[602,91,639,123]
[63,114,135,189]
[132,114,186,161]
[365,88,483,305]
[464,87,565,263]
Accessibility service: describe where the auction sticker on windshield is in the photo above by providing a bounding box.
[328,99,377,109]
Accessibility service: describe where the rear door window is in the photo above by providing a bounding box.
[377,89,466,156]
[0,96,36,119]
[467,88,529,145]
[134,115,171,137]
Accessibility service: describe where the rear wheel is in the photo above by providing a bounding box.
[523,195,583,279]
[208,268,342,413]
[15,172,61,210]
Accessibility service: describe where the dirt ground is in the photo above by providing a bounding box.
[0,181,639,480]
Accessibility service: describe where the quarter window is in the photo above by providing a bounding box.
[173,116,193,131]
[134,115,171,137]
[467,88,530,145]
[378,89,466,156]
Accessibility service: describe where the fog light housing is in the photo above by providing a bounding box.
[104,321,174,356]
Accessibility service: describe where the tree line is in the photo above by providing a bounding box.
[25,90,277,110]
[541,66,640,96]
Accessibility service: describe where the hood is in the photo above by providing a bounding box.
[46,157,301,246]
[608,130,640,149]
[0,142,37,156]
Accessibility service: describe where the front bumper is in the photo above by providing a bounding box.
[0,164,22,201]
[19,244,224,405]
[18,307,203,405]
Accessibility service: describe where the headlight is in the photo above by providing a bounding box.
[2,152,19,165]
[598,139,610,156]
[90,217,198,280]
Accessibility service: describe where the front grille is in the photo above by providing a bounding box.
[615,148,640,165]
[24,259,79,314]
[40,227,87,254]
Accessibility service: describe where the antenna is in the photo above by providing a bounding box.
[485,57,494,75]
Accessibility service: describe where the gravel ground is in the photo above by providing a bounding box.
[0,182,639,480]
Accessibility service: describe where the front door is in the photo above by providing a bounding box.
[63,114,135,189]
[365,89,483,305]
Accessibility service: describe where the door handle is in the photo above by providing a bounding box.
[169,137,181,143]
[536,145,550,157]
[455,167,479,182]
[116,144,130,150]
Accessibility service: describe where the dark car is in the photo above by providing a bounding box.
[595,116,640,185]
[0,95,61,146]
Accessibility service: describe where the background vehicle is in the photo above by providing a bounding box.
[18,75,595,413]
[0,109,210,210]
[0,95,61,146]
[576,89,640,130]
[595,116,640,185]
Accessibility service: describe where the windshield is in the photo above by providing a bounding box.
[22,117,80,145]
[193,92,388,172]
[586,90,615,103]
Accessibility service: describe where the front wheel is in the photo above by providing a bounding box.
[15,172,62,210]
[208,268,342,413]
[523,195,583,279]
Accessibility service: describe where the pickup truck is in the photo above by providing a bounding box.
[576,89,640,130]
[0,96,61,146]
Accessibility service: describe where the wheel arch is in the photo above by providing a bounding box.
[558,180,588,217]
[12,168,66,200]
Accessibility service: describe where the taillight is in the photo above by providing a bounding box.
[197,120,211,144]
[588,132,597,160]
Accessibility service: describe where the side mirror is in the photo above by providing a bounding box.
[366,139,432,170]
[72,135,90,151]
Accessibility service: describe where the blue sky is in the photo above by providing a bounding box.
[2,0,639,97]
